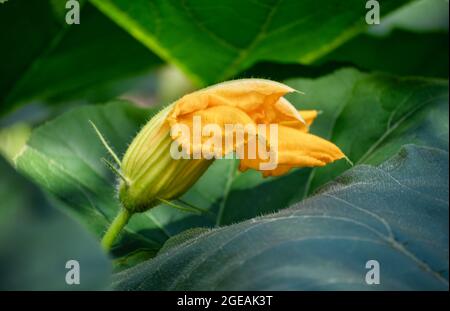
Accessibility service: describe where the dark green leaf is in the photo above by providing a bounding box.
[113,145,449,290]
[317,30,449,78]
[0,157,111,290]
[157,227,210,255]
[239,60,354,81]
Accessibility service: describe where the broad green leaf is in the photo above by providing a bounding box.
[90,0,412,85]
[113,145,449,291]
[157,227,210,255]
[0,157,111,290]
[0,0,161,116]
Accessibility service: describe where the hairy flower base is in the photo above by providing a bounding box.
[119,106,212,213]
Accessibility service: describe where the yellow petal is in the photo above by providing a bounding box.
[275,97,306,124]
[279,110,318,131]
[300,110,318,126]
[239,125,345,176]
[171,105,257,157]
[168,79,295,123]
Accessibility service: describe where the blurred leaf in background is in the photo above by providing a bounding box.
[317,30,449,78]
[0,0,162,116]
[0,157,111,290]
[90,0,412,85]
[0,122,31,163]
[374,0,449,33]
[242,0,449,81]
[316,0,449,78]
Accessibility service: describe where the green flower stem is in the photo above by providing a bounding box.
[101,208,132,251]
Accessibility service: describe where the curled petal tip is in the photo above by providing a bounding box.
[344,155,354,166]
[293,89,306,95]
[276,97,307,125]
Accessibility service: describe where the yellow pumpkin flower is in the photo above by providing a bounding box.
[166,79,345,176]
[100,79,346,250]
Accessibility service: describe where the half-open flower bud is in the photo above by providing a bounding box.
[101,79,347,250]
[119,79,346,213]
